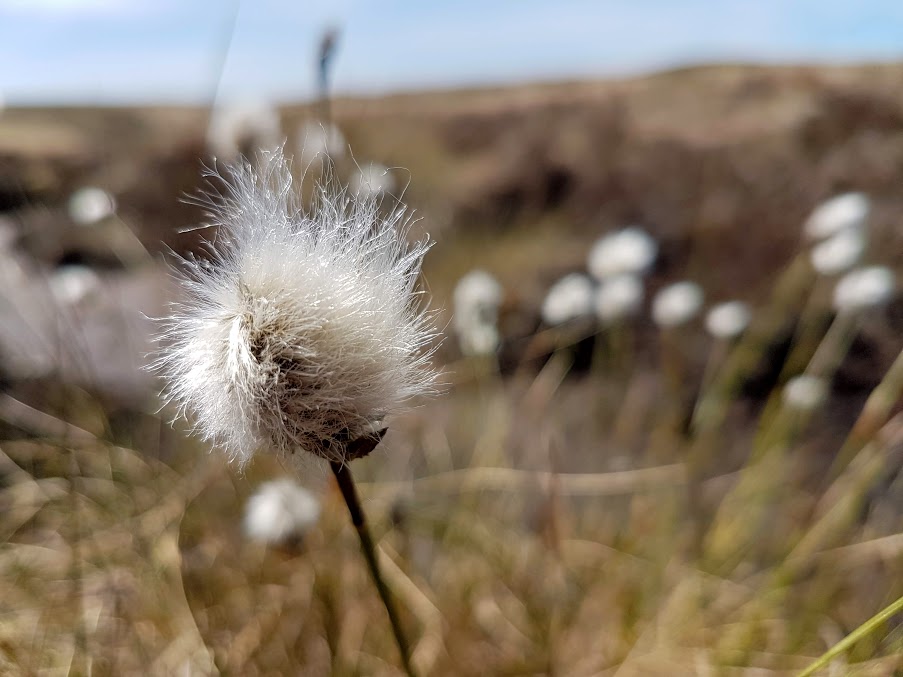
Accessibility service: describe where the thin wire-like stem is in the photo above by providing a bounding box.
[330,460,417,677]
[797,593,903,677]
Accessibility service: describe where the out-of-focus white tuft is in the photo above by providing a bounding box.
[351,162,396,199]
[652,281,703,328]
[244,478,321,547]
[541,273,594,325]
[453,270,502,356]
[297,121,346,165]
[810,228,866,276]
[705,301,751,339]
[594,274,643,324]
[587,227,658,280]
[152,148,438,466]
[783,375,828,411]
[68,187,116,226]
[49,265,101,307]
[206,102,283,161]
[833,266,895,312]
[803,192,869,241]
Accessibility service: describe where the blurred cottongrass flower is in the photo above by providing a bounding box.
[833,266,895,312]
[49,265,101,307]
[453,269,502,356]
[206,101,283,161]
[541,273,594,325]
[351,162,396,199]
[244,478,321,547]
[152,148,438,467]
[810,228,866,276]
[803,192,869,241]
[783,374,828,411]
[705,301,751,339]
[587,227,657,280]
[68,187,116,225]
[652,281,704,328]
[594,273,643,324]
[297,120,346,165]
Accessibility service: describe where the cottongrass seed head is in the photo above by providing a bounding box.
[587,227,658,280]
[810,228,866,276]
[541,273,594,326]
[152,148,439,467]
[452,269,503,356]
[833,265,896,313]
[705,300,751,339]
[652,281,704,328]
[244,478,321,548]
[783,375,828,411]
[594,273,644,325]
[803,192,870,241]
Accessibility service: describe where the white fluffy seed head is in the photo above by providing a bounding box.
[68,187,116,225]
[351,162,396,199]
[244,478,321,546]
[803,192,870,241]
[297,121,346,165]
[705,301,751,339]
[783,375,828,411]
[587,227,658,280]
[594,274,644,324]
[152,148,439,467]
[810,228,866,276]
[833,266,896,312]
[452,270,503,356]
[652,281,704,328]
[541,273,594,326]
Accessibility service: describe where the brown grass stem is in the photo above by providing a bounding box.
[330,459,417,677]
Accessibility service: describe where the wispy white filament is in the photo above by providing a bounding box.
[351,162,396,199]
[833,266,895,312]
[244,478,321,546]
[587,227,658,280]
[705,301,751,339]
[541,273,594,325]
[298,121,346,165]
[153,149,438,466]
[453,269,502,356]
[652,281,703,328]
[594,274,643,324]
[803,192,869,241]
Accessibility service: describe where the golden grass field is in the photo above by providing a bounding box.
[0,63,902,675]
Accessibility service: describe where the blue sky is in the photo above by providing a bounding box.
[2,0,903,104]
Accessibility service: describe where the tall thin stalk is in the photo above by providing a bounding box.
[797,593,903,677]
[330,455,417,677]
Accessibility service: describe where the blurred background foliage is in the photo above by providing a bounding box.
[0,11,902,676]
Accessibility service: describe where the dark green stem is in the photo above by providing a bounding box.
[330,460,417,677]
